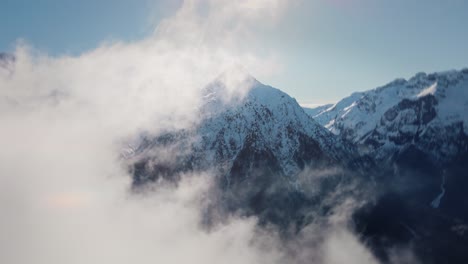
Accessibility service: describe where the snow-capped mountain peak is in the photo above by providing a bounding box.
[198,75,354,175]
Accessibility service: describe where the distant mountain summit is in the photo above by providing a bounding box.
[308,69,468,164]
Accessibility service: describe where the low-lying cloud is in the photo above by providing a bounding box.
[0,1,410,263]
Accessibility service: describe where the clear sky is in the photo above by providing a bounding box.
[1,0,468,105]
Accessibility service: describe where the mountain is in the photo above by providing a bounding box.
[128,72,371,227]
[306,69,468,263]
[130,72,366,178]
[308,69,468,164]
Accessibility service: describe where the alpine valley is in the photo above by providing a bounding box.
[127,68,468,264]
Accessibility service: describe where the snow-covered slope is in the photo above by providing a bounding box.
[302,104,333,118]
[309,69,468,162]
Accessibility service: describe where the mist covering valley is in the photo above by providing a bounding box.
[1,1,467,264]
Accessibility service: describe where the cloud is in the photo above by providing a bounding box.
[0,1,401,264]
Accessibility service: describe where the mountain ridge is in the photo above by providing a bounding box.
[306,68,468,164]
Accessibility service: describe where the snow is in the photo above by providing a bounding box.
[325,119,335,129]
[417,82,437,98]
[431,172,446,209]
[437,75,468,133]
[302,103,333,118]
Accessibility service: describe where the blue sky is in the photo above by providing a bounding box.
[1,0,468,104]
[0,0,166,53]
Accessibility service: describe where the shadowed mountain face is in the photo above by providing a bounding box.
[128,69,468,263]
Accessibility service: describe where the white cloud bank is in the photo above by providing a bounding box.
[0,1,414,263]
